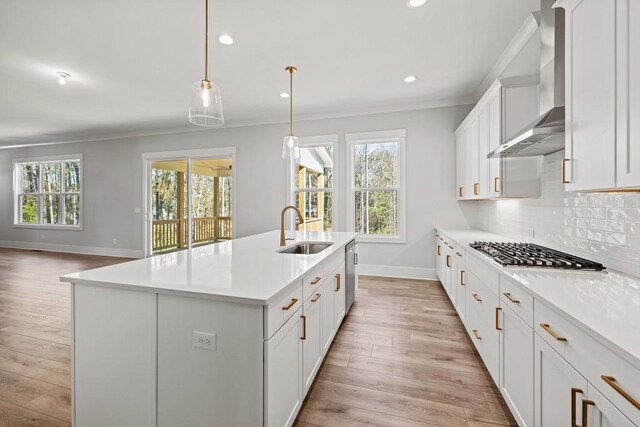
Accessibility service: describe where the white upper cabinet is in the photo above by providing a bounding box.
[557,0,640,190]
[455,76,541,200]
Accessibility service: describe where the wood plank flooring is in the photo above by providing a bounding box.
[0,249,516,426]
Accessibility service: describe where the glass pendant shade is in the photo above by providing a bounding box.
[189,80,224,127]
[282,135,300,161]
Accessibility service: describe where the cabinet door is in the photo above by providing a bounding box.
[302,296,323,396]
[456,265,466,323]
[487,93,502,197]
[534,334,588,427]
[584,384,635,427]
[616,0,640,188]
[469,117,481,198]
[500,304,534,427]
[456,128,468,199]
[478,104,491,199]
[265,313,303,427]
[334,267,346,328]
[562,0,617,191]
[436,242,445,282]
[449,252,459,308]
[320,281,335,355]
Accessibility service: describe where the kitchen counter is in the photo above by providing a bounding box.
[439,228,640,368]
[61,230,357,305]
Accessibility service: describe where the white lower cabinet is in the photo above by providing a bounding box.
[333,266,346,329]
[265,312,303,427]
[499,304,534,427]
[320,279,335,355]
[301,292,323,396]
[585,384,635,427]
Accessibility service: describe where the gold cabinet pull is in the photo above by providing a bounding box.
[582,399,595,427]
[494,176,500,193]
[503,292,520,304]
[300,315,306,340]
[472,293,482,302]
[310,276,321,285]
[495,307,502,330]
[458,186,464,197]
[473,182,479,195]
[335,274,341,291]
[311,293,321,302]
[460,270,466,286]
[562,159,571,184]
[472,329,482,340]
[571,388,584,427]
[446,255,451,268]
[282,298,298,311]
[601,375,640,410]
[540,323,567,342]
[456,251,462,256]
[437,245,442,256]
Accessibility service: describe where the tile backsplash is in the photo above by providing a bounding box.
[470,151,640,277]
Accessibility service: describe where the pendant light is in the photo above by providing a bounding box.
[189,0,224,127]
[282,66,300,160]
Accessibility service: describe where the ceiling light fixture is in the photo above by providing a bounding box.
[407,0,428,7]
[57,72,70,85]
[281,66,300,161]
[404,75,417,83]
[189,0,224,127]
[279,92,289,98]
[218,34,234,45]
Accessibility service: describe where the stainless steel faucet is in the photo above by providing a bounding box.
[280,205,304,246]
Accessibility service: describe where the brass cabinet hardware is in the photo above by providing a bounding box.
[472,329,482,340]
[456,251,462,256]
[282,298,298,311]
[448,245,454,250]
[311,293,321,302]
[562,159,571,184]
[446,255,451,268]
[473,182,480,195]
[300,315,306,340]
[494,176,500,193]
[444,241,449,245]
[437,245,442,256]
[460,270,466,286]
[335,274,341,291]
[571,388,584,427]
[310,276,321,285]
[435,234,440,238]
[582,399,595,427]
[540,323,567,342]
[503,292,520,304]
[472,293,482,302]
[601,375,640,410]
[495,307,502,330]
[459,186,464,197]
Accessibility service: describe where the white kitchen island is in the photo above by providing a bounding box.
[61,230,357,427]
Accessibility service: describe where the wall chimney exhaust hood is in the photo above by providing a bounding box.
[489,0,565,158]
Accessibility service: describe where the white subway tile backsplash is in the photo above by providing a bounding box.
[471,151,640,277]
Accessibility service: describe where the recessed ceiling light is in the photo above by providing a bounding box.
[218,34,234,45]
[404,75,417,83]
[407,0,428,7]
[280,92,290,98]
[57,71,70,85]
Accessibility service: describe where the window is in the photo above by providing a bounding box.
[347,130,405,243]
[289,136,337,232]
[13,155,82,228]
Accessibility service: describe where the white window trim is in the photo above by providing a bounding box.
[12,154,84,230]
[286,135,339,232]
[346,129,406,244]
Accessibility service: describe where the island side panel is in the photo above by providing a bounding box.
[157,294,264,427]
[73,284,157,427]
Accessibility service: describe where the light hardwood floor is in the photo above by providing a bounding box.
[0,249,515,426]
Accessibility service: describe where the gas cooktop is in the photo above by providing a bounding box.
[469,241,605,271]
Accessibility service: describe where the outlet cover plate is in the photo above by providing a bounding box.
[193,331,217,351]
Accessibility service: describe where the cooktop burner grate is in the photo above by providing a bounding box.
[469,242,605,271]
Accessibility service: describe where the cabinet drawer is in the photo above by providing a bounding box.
[465,251,499,295]
[499,276,534,327]
[466,269,500,330]
[265,282,303,339]
[534,302,640,425]
[302,267,325,302]
[465,306,500,384]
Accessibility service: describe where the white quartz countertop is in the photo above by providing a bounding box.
[61,231,357,305]
[439,228,640,368]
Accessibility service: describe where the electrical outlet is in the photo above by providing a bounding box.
[193,331,216,351]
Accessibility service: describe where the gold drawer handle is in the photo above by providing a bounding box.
[503,292,520,304]
[446,255,451,268]
[494,176,500,193]
[495,307,502,331]
[281,298,298,311]
[571,387,584,427]
[300,315,306,340]
[335,274,341,291]
[540,323,567,342]
[448,245,454,250]
[601,375,640,410]
[311,293,321,303]
[310,276,321,285]
[562,158,571,184]
[455,251,462,256]
[473,182,479,195]
[472,293,482,302]
[437,245,442,256]
[472,329,481,340]
[460,270,465,286]
[459,186,464,197]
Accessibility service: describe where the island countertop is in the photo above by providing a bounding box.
[61,230,357,305]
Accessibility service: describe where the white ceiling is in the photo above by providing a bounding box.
[0,0,539,147]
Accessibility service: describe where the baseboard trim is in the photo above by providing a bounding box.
[358,264,437,281]
[0,240,143,259]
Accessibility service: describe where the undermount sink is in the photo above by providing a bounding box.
[278,242,333,255]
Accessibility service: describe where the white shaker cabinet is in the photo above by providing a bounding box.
[301,295,323,396]
[333,267,346,329]
[456,126,470,199]
[584,384,636,427]
[320,280,335,355]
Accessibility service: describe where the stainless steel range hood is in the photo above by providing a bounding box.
[489,0,565,158]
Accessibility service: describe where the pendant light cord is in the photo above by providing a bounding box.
[289,70,293,136]
[204,0,209,82]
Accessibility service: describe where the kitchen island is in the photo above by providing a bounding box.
[61,230,357,427]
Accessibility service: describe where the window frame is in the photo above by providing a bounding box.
[346,129,406,243]
[287,135,339,232]
[13,154,83,230]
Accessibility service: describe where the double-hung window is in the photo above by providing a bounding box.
[13,155,82,228]
[347,130,405,243]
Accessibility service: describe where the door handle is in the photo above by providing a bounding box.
[335,274,341,291]
[300,315,306,340]
[571,388,584,427]
[495,307,502,331]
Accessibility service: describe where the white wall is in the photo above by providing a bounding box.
[0,105,474,277]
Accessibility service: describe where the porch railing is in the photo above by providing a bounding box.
[152,216,232,252]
